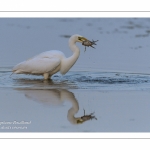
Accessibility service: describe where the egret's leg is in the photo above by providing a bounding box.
[43,73,50,80]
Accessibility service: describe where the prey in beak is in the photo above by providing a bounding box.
[82,39,99,52]
[78,36,98,52]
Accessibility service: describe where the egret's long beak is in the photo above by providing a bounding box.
[78,36,88,43]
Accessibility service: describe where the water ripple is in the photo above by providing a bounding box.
[1,70,150,90]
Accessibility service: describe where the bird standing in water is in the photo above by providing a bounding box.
[12,34,90,80]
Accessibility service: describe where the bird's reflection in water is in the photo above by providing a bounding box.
[13,77,78,89]
[15,88,97,124]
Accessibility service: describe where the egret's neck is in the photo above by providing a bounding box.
[60,90,80,124]
[60,40,80,74]
[69,39,80,53]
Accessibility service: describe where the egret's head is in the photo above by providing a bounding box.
[77,36,88,43]
[70,34,88,43]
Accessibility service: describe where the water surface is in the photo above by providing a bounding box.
[1,18,150,132]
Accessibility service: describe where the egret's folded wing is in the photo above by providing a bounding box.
[13,57,60,74]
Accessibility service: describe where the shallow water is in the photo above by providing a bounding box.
[1,69,150,132]
[1,70,150,90]
[1,18,150,132]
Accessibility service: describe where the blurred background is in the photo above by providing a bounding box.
[1,18,150,73]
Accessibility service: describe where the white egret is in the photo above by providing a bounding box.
[12,34,89,79]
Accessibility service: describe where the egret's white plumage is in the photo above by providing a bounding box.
[12,34,88,79]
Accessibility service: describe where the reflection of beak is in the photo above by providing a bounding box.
[76,118,84,124]
[78,36,88,42]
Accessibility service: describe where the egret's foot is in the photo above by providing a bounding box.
[43,73,51,80]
